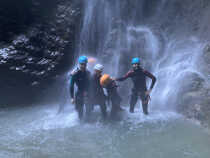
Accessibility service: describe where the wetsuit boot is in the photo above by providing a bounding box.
[75,93,84,119]
[129,93,138,113]
[142,103,149,115]
[110,105,118,119]
[141,94,149,115]
[85,104,93,117]
[100,103,107,119]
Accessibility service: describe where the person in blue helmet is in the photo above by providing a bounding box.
[116,57,156,115]
[70,56,91,119]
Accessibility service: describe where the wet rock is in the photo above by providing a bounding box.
[177,71,210,127]
[203,44,210,67]
[0,0,82,105]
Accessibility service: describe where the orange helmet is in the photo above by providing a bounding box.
[88,57,96,64]
[100,74,112,87]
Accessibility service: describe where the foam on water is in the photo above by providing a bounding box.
[1,104,210,158]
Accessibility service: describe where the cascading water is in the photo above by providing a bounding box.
[78,0,207,112]
[1,1,210,158]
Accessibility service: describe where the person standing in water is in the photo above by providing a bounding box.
[70,56,91,119]
[88,64,107,119]
[100,74,123,118]
[116,57,156,115]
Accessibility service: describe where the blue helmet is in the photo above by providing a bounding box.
[131,57,140,64]
[78,56,88,64]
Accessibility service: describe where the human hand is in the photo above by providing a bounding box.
[112,77,116,81]
[145,89,152,96]
[71,98,75,104]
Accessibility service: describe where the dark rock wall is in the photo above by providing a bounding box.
[0,0,82,104]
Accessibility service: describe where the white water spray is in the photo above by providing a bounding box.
[77,0,207,115]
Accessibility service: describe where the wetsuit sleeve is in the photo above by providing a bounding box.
[143,70,156,90]
[70,75,75,98]
[116,71,132,81]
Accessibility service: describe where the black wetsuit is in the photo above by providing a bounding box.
[70,68,91,119]
[104,80,122,117]
[117,67,156,114]
[89,73,107,118]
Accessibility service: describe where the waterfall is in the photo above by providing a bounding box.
[76,0,207,111]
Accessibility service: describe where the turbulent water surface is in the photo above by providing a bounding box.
[0,104,210,158]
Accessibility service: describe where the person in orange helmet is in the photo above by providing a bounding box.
[100,74,123,118]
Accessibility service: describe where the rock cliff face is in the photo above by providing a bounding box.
[0,0,82,104]
[151,0,210,127]
[157,0,210,127]
[178,45,210,127]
